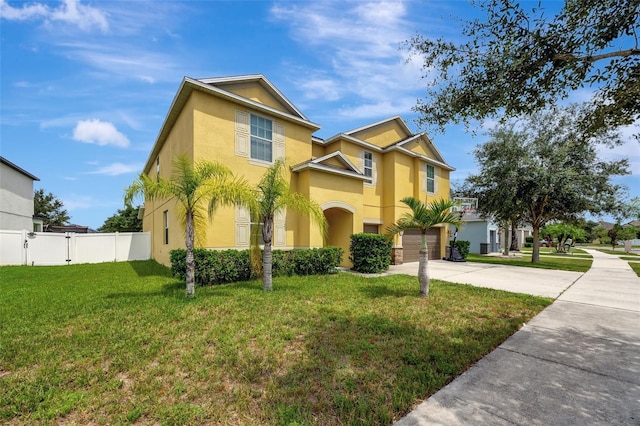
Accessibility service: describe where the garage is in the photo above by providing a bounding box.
[402,228,441,262]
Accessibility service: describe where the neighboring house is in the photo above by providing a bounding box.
[0,157,40,231]
[46,224,97,233]
[450,198,532,254]
[141,75,454,267]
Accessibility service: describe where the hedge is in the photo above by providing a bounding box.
[449,239,470,259]
[349,233,393,273]
[170,246,343,286]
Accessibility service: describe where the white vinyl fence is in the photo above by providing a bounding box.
[0,230,151,266]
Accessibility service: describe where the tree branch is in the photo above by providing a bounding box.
[553,49,640,65]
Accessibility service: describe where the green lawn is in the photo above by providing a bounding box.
[0,261,551,425]
[466,252,592,272]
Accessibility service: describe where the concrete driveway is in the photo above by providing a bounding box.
[381,258,584,298]
[394,249,640,425]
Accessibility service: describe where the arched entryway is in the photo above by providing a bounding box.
[322,202,355,267]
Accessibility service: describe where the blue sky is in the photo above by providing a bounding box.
[1,0,637,229]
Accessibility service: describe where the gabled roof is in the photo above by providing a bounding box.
[390,133,454,170]
[291,151,370,180]
[198,74,309,120]
[344,115,413,139]
[313,117,455,171]
[0,156,40,181]
[143,75,320,174]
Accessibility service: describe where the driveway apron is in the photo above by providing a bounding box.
[394,249,640,425]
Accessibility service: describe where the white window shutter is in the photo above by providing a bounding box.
[274,209,286,246]
[236,224,250,246]
[235,110,249,157]
[356,150,365,174]
[274,122,285,160]
[235,206,251,246]
[372,160,378,185]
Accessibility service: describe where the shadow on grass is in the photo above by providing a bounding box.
[265,306,518,425]
[359,282,417,299]
[105,280,185,299]
[127,260,173,278]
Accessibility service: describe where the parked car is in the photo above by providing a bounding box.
[539,239,556,247]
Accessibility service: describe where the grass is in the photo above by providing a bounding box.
[629,262,640,277]
[465,252,592,272]
[0,261,551,425]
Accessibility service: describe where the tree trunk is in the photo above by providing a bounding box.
[531,226,540,264]
[262,217,274,291]
[510,219,519,250]
[419,230,430,296]
[503,221,510,256]
[185,211,196,298]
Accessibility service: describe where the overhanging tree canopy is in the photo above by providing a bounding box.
[408,0,640,137]
[465,106,629,262]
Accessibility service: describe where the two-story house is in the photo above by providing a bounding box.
[141,75,454,267]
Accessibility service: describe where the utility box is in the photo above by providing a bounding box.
[480,243,489,254]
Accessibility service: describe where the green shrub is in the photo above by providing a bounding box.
[524,243,533,248]
[449,240,470,259]
[170,246,343,286]
[525,236,534,244]
[349,233,393,273]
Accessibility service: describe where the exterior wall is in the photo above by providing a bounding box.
[453,221,501,254]
[0,162,36,231]
[142,94,196,266]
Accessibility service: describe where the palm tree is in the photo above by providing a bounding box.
[125,154,254,298]
[253,159,327,291]
[387,197,462,297]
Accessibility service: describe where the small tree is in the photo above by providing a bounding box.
[34,188,70,227]
[387,197,462,297]
[540,223,586,253]
[251,159,327,291]
[125,155,254,298]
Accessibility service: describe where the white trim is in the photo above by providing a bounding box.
[198,74,309,120]
[293,163,370,180]
[322,201,356,214]
[393,146,455,171]
[320,133,384,152]
[291,151,370,180]
[363,218,383,224]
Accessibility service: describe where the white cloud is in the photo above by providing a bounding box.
[57,41,182,84]
[0,0,108,32]
[73,119,130,148]
[271,0,423,119]
[88,162,143,176]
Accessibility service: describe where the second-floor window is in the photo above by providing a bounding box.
[426,164,435,193]
[250,114,273,163]
[364,151,373,182]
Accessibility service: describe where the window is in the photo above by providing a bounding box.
[363,224,379,234]
[163,210,169,244]
[426,164,435,193]
[363,151,373,180]
[250,114,273,162]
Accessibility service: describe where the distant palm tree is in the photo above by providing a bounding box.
[253,159,327,291]
[387,197,462,297]
[125,154,254,297]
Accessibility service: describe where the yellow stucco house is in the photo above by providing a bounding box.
[141,75,455,267]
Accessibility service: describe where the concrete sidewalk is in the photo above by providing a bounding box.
[394,249,640,425]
